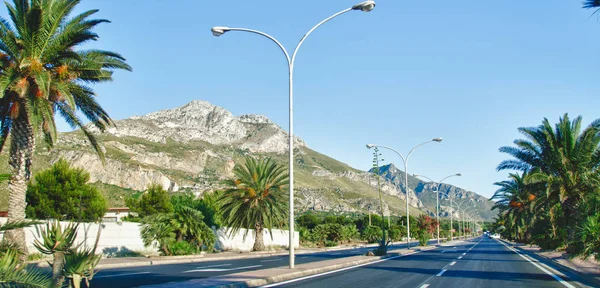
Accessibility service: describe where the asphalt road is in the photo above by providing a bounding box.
[89,239,438,288]
[272,237,585,288]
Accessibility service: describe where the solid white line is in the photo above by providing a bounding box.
[95,272,151,278]
[260,259,283,263]
[497,240,575,288]
[419,284,430,288]
[436,269,447,277]
[260,251,422,287]
[450,261,456,266]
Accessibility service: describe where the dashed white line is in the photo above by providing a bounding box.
[260,259,283,263]
[95,272,151,278]
[419,284,430,288]
[450,261,456,266]
[462,253,466,256]
[436,269,447,277]
[458,256,462,259]
[260,251,422,287]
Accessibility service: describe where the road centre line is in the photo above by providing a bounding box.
[95,272,151,278]
[260,259,283,263]
[195,264,232,269]
[436,269,447,277]
[450,261,456,266]
[458,256,462,259]
[419,285,430,288]
[183,265,262,273]
[497,239,575,288]
[260,251,422,287]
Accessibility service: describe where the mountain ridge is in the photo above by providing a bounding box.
[0,100,492,220]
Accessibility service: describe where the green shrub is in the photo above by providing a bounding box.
[324,240,338,247]
[167,241,197,256]
[341,225,359,243]
[361,226,383,243]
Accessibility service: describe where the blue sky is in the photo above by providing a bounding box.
[3,0,599,198]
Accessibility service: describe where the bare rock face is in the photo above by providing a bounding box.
[96,101,305,154]
[57,150,179,192]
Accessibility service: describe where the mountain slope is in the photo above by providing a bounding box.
[373,164,495,221]
[0,100,428,217]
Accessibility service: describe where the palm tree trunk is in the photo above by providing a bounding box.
[52,251,66,288]
[562,197,580,254]
[253,223,265,251]
[4,118,35,260]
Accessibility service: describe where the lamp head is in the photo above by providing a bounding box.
[366,144,376,149]
[211,26,230,37]
[433,137,443,142]
[352,1,376,12]
[456,173,462,176]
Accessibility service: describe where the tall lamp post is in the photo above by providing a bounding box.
[462,207,477,239]
[414,173,461,244]
[451,199,473,240]
[366,138,443,249]
[212,1,376,269]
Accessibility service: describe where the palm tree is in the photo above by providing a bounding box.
[0,0,131,255]
[583,1,600,10]
[219,157,289,251]
[497,114,600,252]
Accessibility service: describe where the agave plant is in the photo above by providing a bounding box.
[0,220,50,287]
[63,248,101,288]
[33,220,79,287]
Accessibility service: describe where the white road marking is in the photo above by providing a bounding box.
[420,284,430,288]
[95,272,151,278]
[260,259,283,263]
[497,240,575,288]
[436,269,447,277]
[330,252,342,255]
[259,251,422,287]
[441,250,447,253]
[450,261,456,266]
[195,264,232,269]
[462,253,466,256]
[183,265,262,273]
[458,256,462,259]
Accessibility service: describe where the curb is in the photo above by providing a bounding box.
[498,239,600,288]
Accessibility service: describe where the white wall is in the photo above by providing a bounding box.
[214,227,299,252]
[0,218,299,255]
[0,219,155,256]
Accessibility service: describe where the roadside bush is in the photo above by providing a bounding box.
[341,225,359,243]
[324,240,338,247]
[388,227,401,241]
[168,241,198,256]
[361,226,382,243]
[574,214,600,261]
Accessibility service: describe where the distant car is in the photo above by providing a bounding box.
[491,234,500,239]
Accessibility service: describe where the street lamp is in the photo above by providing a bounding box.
[413,173,461,244]
[451,199,473,240]
[212,1,376,269]
[366,138,443,249]
[463,207,477,239]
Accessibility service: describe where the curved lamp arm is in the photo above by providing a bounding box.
[212,27,291,66]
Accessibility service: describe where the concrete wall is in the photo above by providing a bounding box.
[0,218,299,255]
[214,227,299,252]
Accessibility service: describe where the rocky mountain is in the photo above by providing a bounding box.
[0,100,493,220]
[372,164,495,221]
